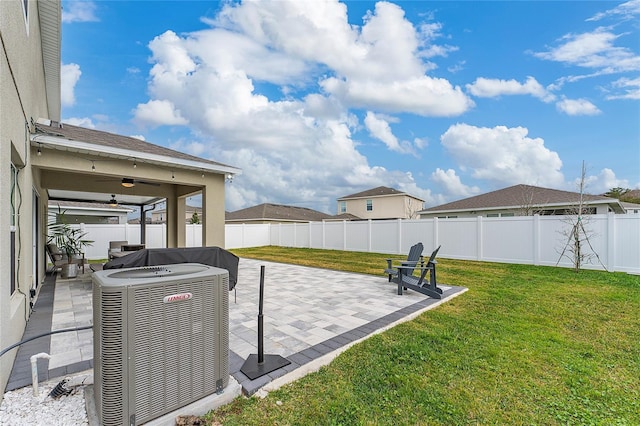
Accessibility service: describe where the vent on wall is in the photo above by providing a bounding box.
[92,263,229,426]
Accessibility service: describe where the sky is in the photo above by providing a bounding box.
[60,0,640,214]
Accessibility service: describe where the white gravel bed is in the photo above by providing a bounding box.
[0,373,90,426]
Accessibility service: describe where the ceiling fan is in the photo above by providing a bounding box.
[97,177,161,188]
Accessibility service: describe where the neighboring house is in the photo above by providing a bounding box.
[621,201,640,214]
[337,186,425,220]
[0,1,240,394]
[226,203,334,224]
[603,189,640,214]
[150,205,203,224]
[419,184,626,219]
[49,200,132,224]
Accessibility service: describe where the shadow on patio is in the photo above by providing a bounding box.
[7,258,466,396]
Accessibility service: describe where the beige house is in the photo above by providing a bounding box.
[337,186,425,220]
[150,204,203,224]
[0,0,239,393]
[419,184,626,219]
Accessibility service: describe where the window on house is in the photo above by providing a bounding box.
[339,201,346,214]
[487,213,499,218]
[366,199,373,211]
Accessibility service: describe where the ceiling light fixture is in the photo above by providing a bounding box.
[91,161,96,171]
[121,178,135,188]
[108,194,118,207]
[37,143,42,156]
[133,159,137,168]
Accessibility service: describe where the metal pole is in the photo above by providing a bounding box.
[239,264,291,380]
[258,265,265,364]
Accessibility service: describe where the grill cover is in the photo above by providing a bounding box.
[103,247,239,290]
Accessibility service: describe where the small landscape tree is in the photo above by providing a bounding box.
[556,162,607,273]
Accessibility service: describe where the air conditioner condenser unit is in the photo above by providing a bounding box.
[92,263,229,426]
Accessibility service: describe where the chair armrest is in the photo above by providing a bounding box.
[395,264,434,271]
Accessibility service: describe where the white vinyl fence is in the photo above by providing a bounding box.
[226,214,640,274]
[75,213,639,274]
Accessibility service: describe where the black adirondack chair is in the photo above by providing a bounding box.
[393,245,442,299]
[384,242,424,282]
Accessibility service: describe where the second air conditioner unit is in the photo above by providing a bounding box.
[92,263,229,426]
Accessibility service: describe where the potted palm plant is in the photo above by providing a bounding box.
[47,206,93,278]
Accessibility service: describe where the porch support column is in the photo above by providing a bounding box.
[176,197,187,247]
[202,174,225,247]
[166,195,178,248]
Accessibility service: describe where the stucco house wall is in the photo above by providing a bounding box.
[342,194,424,220]
[1,0,59,393]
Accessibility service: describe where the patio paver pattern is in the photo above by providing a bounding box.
[7,258,466,395]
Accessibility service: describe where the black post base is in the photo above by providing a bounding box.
[240,354,291,380]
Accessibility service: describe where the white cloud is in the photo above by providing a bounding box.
[417,22,459,59]
[587,0,640,22]
[168,139,207,157]
[431,168,480,198]
[60,63,81,107]
[63,117,95,128]
[364,112,418,155]
[441,123,565,188]
[209,0,474,116]
[533,28,640,74]
[133,99,188,127]
[556,98,601,115]
[581,168,631,194]
[62,1,99,23]
[321,76,473,116]
[131,0,475,211]
[466,76,555,102]
[607,76,640,100]
[130,135,145,141]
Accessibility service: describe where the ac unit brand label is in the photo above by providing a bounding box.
[163,292,193,303]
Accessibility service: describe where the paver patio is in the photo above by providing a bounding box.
[7,258,466,395]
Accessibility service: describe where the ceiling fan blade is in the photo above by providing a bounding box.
[135,180,161,186]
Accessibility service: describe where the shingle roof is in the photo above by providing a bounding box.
[226,203,334,222]
[422,184,621,213]
[331,213,362,221]
[338,186,422,201]
[33,121,235,170]
[621,201,640,209]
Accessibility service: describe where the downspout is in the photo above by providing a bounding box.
[142,202,160,244]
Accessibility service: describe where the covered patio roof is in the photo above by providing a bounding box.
[31,119,241,247]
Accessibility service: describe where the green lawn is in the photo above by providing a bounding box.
[206,246,640,425]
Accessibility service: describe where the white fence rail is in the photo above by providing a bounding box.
[227,214,640,274]
[73,214,639,273]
